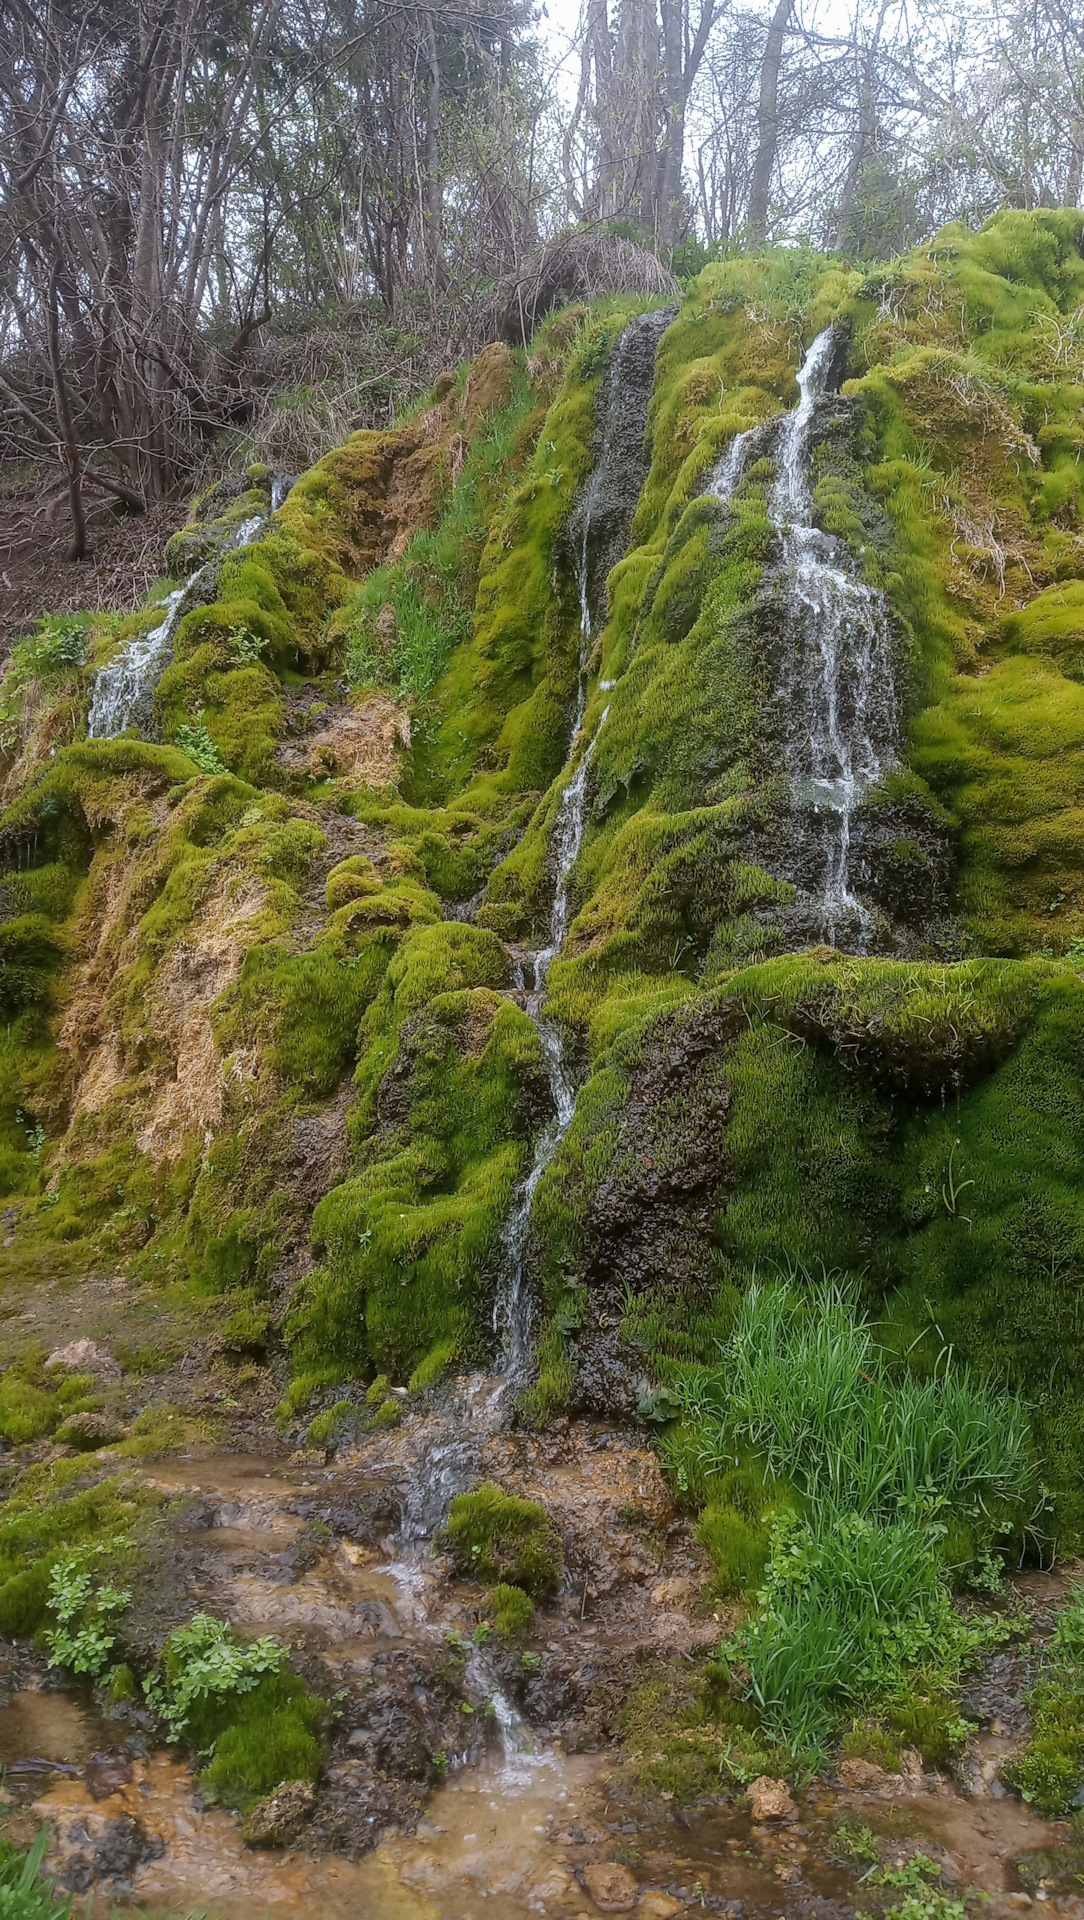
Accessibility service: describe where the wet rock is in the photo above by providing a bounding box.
[457,1846,533,1897]
[568,1007,738,1370]
[84,1752,134,1801]
[44,1340,121,1380]
[584,1860,640,1911]
[747,1776,797,1821]
[53,1412,128,1451]
[308,1758,425,1855]
[650,1577,697,1606]
[636,1896,684,1918]
[398,1850,450,1892]
[241,1777,316,1847]
[529,1862,578,1906]
[42,1809,164,1891]
[838,1757,888,1790]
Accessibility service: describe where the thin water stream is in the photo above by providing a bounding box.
[492,309,673,1371]
[386,315,674,1753]
[87,488,286,741]
[710,327,900,948]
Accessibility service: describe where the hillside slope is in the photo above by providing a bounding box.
[4,208,1084,1544]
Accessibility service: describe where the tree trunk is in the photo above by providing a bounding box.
[833,0,890,253]
[46,264,87,560]
[746,0,795,242]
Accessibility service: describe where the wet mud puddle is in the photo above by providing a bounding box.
[0,1684,1065,1920]
[0,1444,1072,1920]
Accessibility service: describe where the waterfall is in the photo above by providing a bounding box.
[86,493,281,742]
[709,423,759,504]
[86,589,187,740]
[709,327,899,948]
[491,309,673,1368]
[493,705,608,1371]
[769,327,899,946]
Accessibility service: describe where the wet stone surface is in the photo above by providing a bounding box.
[0,1421,1077,1920]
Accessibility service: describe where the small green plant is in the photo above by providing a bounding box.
[226,624,267,665]
[941,1141,974,1221]
[44,1545,131,1677]
[144,1613,286,1742]
[18,615,87,676]
[15,1111,46,1163]
[0,1828,74,1920]
[174,711,226,774]
[829,1816,882,1866]
[856,1851,967,1920]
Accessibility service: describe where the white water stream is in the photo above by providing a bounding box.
[710,327,899,946]
[490,322,650,1370]
[393,315,671,1763]
[87,495,282,740]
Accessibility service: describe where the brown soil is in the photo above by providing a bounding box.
[0,481,189,661]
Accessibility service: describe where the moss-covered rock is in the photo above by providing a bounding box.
[439,1482,563,1595]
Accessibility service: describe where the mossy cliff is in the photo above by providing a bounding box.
[5,213,1084,1544]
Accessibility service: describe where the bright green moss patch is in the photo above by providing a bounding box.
[487,1582,534,1638]
[0,1460,154,1638]
[439,1483,562,1596]
[291,923,546,1379]
[617,1662,785,1804]
[144,1613,323,1810]
[199,1668,323,1807]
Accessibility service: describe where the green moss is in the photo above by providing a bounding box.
[696,1503,771,1597]
[0,1460,156,1637]
[290,922,545,1378]
[885,1693,971,1766]
[617,1663,785,1803]
[196,1668,323,1808]
[487,1581,534,1638]
[0,1369,61,1444]
[439,1482,563,1596]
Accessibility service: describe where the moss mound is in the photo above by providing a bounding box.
[440,1483,563,1596]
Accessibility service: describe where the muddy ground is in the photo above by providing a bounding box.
[0,1262,1080,1920]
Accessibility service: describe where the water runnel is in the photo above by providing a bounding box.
[711,325,901,949]
[493,307,671,1370]
[87,490,284,741]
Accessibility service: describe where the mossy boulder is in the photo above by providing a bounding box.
[440,1482,563,1596]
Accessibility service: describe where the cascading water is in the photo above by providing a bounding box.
[770,327,899,945]
[386,313,673,1766]
[493,702,608,1372]
[87,491,284,741]
[86,588,188,740]
[710,327,899,947]
[490,308,674,1369]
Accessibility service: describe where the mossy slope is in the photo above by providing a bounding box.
[3,214,1084,1544]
